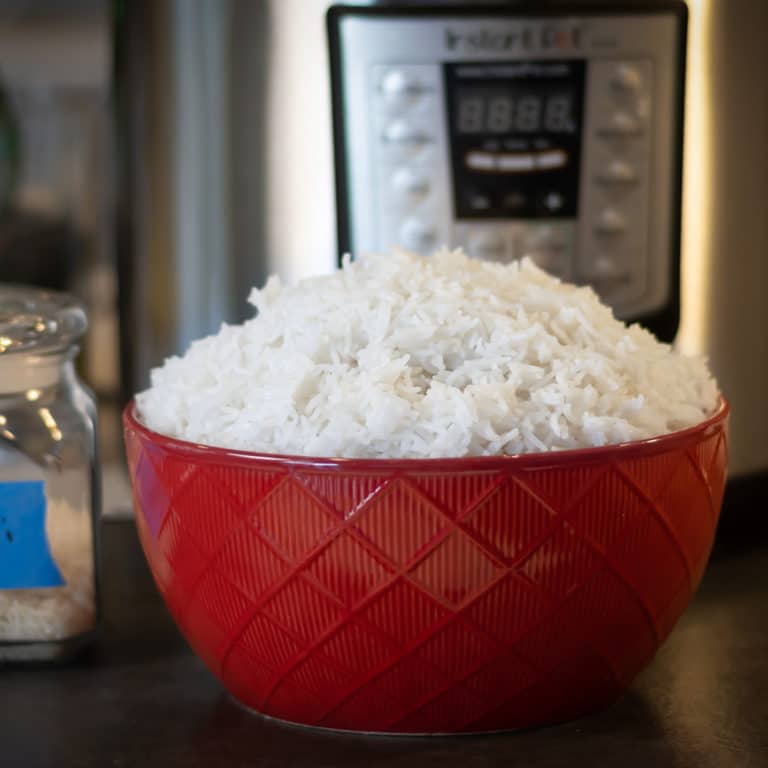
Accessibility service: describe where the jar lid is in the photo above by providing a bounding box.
[0,284,87,357]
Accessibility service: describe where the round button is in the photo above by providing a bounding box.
[525,225,566,251]
[596,208,626,234]
[400,218,436,252]
[392,167,430,199]
[462,189,494,213]
[593,256,619,277]
[599,160,638,185]
[612,64,643,92]
[610,111,641,134]
[599,111,642,137]
[383,120,430,146]
[381,69,423,105]
[468,230,506,261]
[580,261,631,294]
[522,226,567,274]
[542,191,565,213]
[501,191,527,212]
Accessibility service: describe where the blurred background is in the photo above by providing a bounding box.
[0,0,765,525]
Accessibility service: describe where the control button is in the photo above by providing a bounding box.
[535,149,567,170]
[520,225,569,275]
[400,218,436,252]
[599,111,642,136]
[542,191,565,213]
[466,151,496,171]
[596,208,626,234]
[592,256,620,277]
[612,64,643,92]
[468,230,507,261]
[582,270,632,296]
[380,69,424,104]
[525,225,566,252]
[383,120,431,146]
[463,190,494,212]
[392,167,430,199]
[501,191,527,212]
[498,153,534,172]
[598,160,638,185]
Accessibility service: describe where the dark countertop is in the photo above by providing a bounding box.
[3,519,768,768]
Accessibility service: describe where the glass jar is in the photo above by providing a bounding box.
[0,285,100,662]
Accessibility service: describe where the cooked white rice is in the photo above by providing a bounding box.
[137,248,719,458]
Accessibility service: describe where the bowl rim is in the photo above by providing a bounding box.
[123,397,729,471]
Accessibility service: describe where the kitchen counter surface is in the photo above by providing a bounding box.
[3,519,767,768]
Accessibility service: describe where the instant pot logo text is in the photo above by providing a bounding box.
[445,25,583,52]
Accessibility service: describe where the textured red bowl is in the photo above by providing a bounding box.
[124,400,728,734]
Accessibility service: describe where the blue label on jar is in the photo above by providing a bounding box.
[0,481,65,589]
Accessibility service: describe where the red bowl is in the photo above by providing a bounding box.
[124,400,728,734]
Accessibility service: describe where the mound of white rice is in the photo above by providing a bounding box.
[137,248,719,458]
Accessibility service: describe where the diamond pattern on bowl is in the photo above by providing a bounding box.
[306,533,394,608]
[254,478,337,560]
[222,645,276,710]
[409,530,501,607]
[517,464,606,513]
[568,468,653,552]
[464,477,557,563]
[214,465,286,513]
[513,596,595,673]
[132,446,170,538]
[709,433,727,512]
[183,570,252,671]
[282,650,353,699]
[261,577,345,645]
[465,572,550,645]
[155,450,198,491]
[215,523,289,601]
[170,469,244,556]
[263,677,327,725]
[412,470,504,520]
[560,568,658,683]
[519,522,600,599]
[622,452,684,507]
[191,570,252,640]
[156,509,208,610]
[295,470,391,519]
[361,578,449,646]
[415,618,502,680]
[354,481,448,565]
[373,651,452,706]
[653,454,717,584]
[319,677,406,731]
[239,612,304,671]
[317,619,399,679]
[392,683,490,734]
[124,400,728,733]
[609,508,690,636]
[691,432,723,487]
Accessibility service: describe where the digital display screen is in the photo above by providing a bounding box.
[444,60,585,220]
[455,90,577,135]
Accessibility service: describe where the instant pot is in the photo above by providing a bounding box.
[115,0,768,499]
[328,2,686,342]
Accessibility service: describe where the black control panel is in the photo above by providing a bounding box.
[445,60,585,220]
